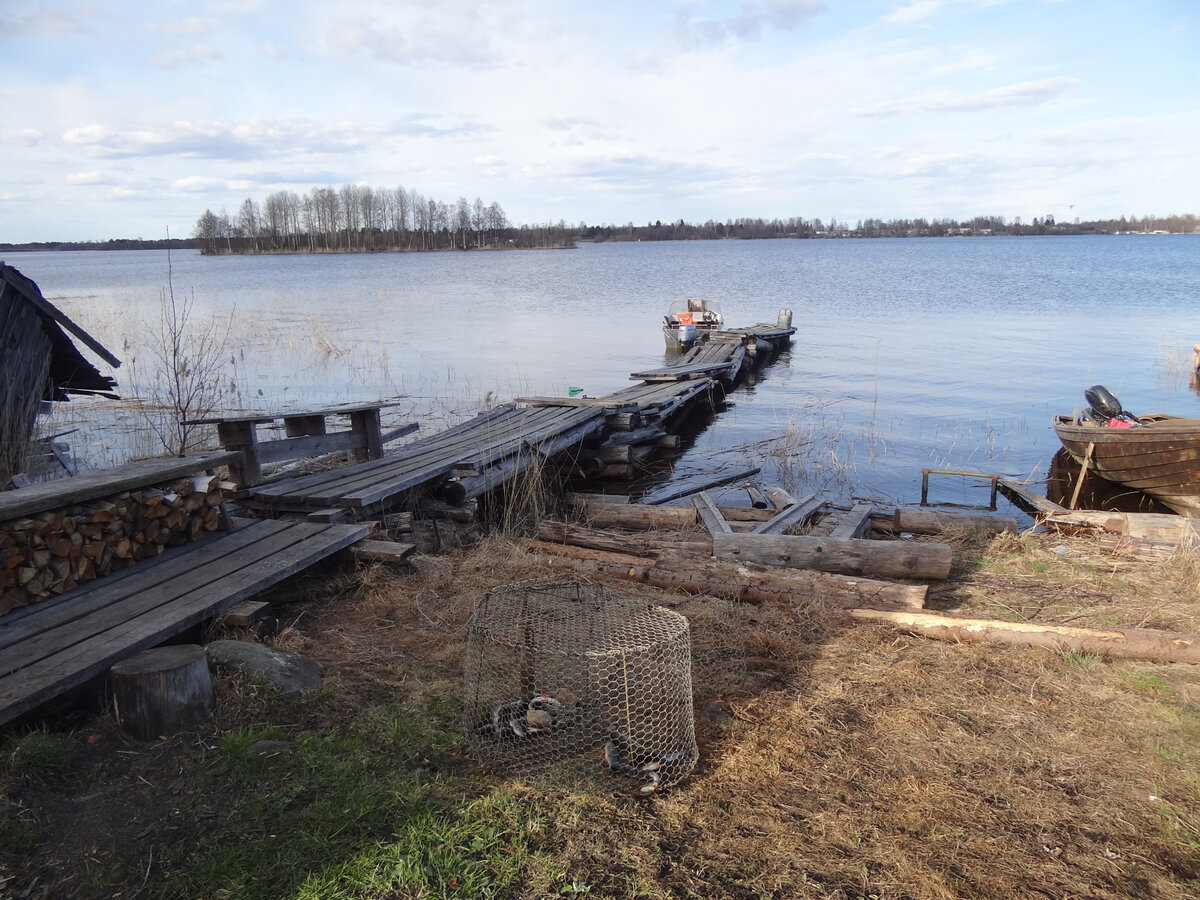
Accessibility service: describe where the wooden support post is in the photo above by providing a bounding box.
[1069,442,1094,510]
[216,421,262,487]
[350,408,385,461]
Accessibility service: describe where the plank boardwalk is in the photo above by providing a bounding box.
[0,518,368,726]
[248,403,607,511]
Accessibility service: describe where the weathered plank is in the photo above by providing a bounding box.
[693,492,732,536]
[0,519,368,726]
[751,492,824,535]
[0,451,240,521]
[830,503,875,539]
[638,465,762,505]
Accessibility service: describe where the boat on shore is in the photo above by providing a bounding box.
[1052,385,1200,516]
[663,299,723,351]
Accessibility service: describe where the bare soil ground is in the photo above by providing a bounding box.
[2,526,1198,899]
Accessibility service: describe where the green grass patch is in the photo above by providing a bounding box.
[2,726,81,785]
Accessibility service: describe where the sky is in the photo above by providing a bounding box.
[1,0,1196,242]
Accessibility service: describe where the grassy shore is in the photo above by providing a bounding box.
[2,527,1198,899]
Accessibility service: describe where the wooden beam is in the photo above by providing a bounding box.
[350,540,416,564]
[752,492,823,535]
[848,609,1200,664]
[693,491,732,536]
[830,503,874,539]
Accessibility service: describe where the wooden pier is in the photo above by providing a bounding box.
[0,315,794,727]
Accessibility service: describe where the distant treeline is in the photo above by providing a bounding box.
[0,238,198,252]
[587,212,1200,241]
[193,185,573,255]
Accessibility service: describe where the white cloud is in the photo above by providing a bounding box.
[264,41,287,59]
[849,77,1080,118]
[66,171,108,185]
[63,124,107,144]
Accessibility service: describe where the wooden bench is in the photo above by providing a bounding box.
[187,402,418,487]
[0,517,369,727]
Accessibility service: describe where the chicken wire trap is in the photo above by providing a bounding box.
[462,579,698,794]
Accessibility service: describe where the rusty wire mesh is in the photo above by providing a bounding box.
[462,579,698,794]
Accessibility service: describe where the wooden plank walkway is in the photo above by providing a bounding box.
[247,403,607,511]
[0,517,368,726]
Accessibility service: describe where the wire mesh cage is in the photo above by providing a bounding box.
[462,579,698,795]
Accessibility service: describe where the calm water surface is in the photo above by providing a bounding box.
[6,236,1199,509]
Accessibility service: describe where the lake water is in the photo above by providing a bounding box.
[5,236,1199,511]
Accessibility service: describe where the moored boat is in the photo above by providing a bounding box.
[663,299,723,351]
[1052,385,1200,516]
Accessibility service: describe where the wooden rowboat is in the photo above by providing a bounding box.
[1052,413,1200,517]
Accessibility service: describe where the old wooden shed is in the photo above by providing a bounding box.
[1,262,120,483]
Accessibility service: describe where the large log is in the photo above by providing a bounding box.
[535,522,712,556]
[1044,509,1200,543]
[651,552,926,610]
[848,609,1200,664]
[526,548,926,610]
[576,502,699,531]
[713,532,953,581]
[523,540,654,567]
[109,644,216,740]
[872,508,1019,535]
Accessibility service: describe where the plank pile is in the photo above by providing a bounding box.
[0,476,226,614]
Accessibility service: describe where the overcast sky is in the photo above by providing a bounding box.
[1,0,1196,242]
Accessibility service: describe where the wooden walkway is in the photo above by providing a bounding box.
[0,518,368,726]
[631,323,795,385]
[246,403,607,512]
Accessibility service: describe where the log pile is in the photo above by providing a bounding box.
[0,476,227,614]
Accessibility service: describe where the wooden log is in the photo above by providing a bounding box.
[651,552,927,610]
[1043,509,1200,543]
[535,522,712,556]
[523,539,654,567]
[713,532,953,581]
[872,508,1019,535]
[745,486,768,509]
[109,644,216,741]
[765,486,796,511]
[574,500,699,531]
[848,609,1200,664]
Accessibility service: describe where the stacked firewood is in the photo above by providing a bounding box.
[0,477,226,614]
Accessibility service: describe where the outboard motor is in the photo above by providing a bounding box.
[1082,385,1141,427]
[1084,385,1124,420]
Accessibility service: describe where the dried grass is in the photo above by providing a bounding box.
[248,524,1200,898]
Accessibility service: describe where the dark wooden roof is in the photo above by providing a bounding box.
[0,262,120,399]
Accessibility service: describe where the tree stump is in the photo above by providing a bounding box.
[109,644,215,740]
